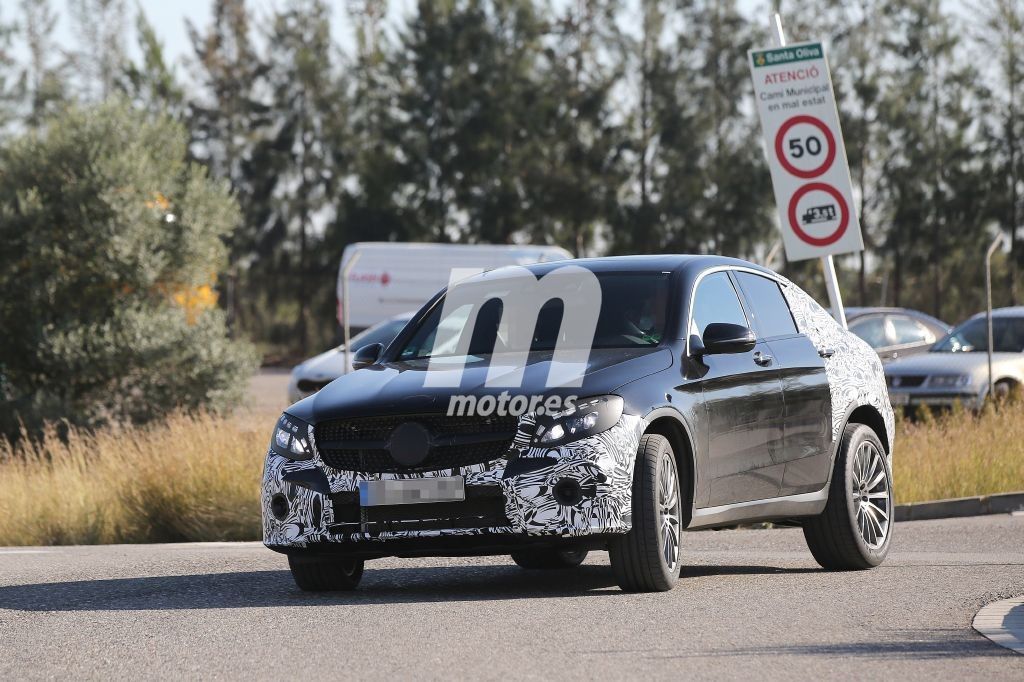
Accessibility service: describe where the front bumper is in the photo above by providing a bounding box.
[261,414,645,552]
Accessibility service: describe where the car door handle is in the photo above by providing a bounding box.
[818,347,836,358]
[753,351,773,367]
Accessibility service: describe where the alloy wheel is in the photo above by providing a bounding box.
[851,441,891,549]
[658,451,681,570]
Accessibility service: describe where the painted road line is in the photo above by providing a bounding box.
[974,596,1024,655]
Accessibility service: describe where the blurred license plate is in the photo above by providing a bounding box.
[914,397,957,406]
[359,477,465,507]
[889,392,909,406]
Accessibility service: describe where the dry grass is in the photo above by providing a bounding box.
[0,400,1022,546]
[894,398,1024,504]
[0,412,267,546]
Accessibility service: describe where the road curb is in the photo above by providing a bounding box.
[974,597,1024,655]
[896,491,1024,522]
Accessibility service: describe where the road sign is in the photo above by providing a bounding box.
[749,41,863,262]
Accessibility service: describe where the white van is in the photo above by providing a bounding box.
[336,242,573,331]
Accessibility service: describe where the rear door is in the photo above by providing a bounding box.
[733,272,833,496]
[692,271,786,506]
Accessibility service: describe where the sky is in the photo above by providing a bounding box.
[15,0,971,91]
[33,0,766,74]
[38,0,409,73]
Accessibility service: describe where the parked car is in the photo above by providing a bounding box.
[287,313,414,403]
[885,307,1024,410]
[263,255,895,593]
[336,242,573,331]
[846,307,950,363]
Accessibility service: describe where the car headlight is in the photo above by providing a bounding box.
[270,413,313,461]
[532,395,624,446]
[928,374,972,389]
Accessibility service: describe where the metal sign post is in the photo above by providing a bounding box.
[341,250,362,374]
[986,232,1008,399]
[752,14,858,329]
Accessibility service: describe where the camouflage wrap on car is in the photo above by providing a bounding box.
[780,279,896,457]
[262,414,645,548]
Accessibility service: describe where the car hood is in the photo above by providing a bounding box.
[288,347,673,423]
[885,351,1022,376]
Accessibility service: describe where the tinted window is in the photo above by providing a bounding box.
[734,273,798,339]
[397,272,670,360]
[889,316,935,346]
[932,317,1024,353]
[690,272,748,337]
[849,315,891,348]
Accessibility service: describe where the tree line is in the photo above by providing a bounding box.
[0,0,1021,358]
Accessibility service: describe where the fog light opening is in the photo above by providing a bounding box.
[553,478,584,506]
[270,493,290,521]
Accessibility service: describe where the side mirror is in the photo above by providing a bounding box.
[351,343,383,370]
[700,322,756,356]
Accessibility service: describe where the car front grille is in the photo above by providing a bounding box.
[887,375,927,388]
[314,413,519,473]
[296,378,333,393]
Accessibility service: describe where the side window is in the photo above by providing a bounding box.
[849,315,891,349]
[734,272,799,339]
[399,302,475,359]
[690,272,749,337]
[890,316,935,346]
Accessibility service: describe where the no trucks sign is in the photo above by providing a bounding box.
[749,41,864,261]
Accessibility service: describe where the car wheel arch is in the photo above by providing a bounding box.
[845,404,889,456]
[642,410,695,527]
[993,378,1021,398]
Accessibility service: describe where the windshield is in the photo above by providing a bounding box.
[347,319,408,350]
[397,272,670,361]
[931,317,1024,353]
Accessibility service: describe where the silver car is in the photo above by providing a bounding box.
[846,307,950,363]
[287,313,413,403]
[885,307,1024,409]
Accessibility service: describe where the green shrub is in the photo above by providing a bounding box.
[0,99,258,437]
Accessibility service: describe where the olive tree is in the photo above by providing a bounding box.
[0,99,258,436]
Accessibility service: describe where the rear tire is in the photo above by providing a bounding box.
[803,424,893,570]
[608,433,683,592]
[288,555,364,591]
[510,548,588,570]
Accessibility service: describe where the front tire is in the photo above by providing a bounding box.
[608,433,683,592]
[510,548,588,570]
[288,555,364,591]
[803,424,893,570]
[992,380,1015,403]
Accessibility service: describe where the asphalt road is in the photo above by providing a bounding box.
[1,516,1022,680]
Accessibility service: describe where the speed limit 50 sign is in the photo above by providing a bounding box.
[749,41,863,261]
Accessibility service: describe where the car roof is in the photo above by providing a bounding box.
[845,307,950,329]
[517,254,777,278]
[968,306,1024,320]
